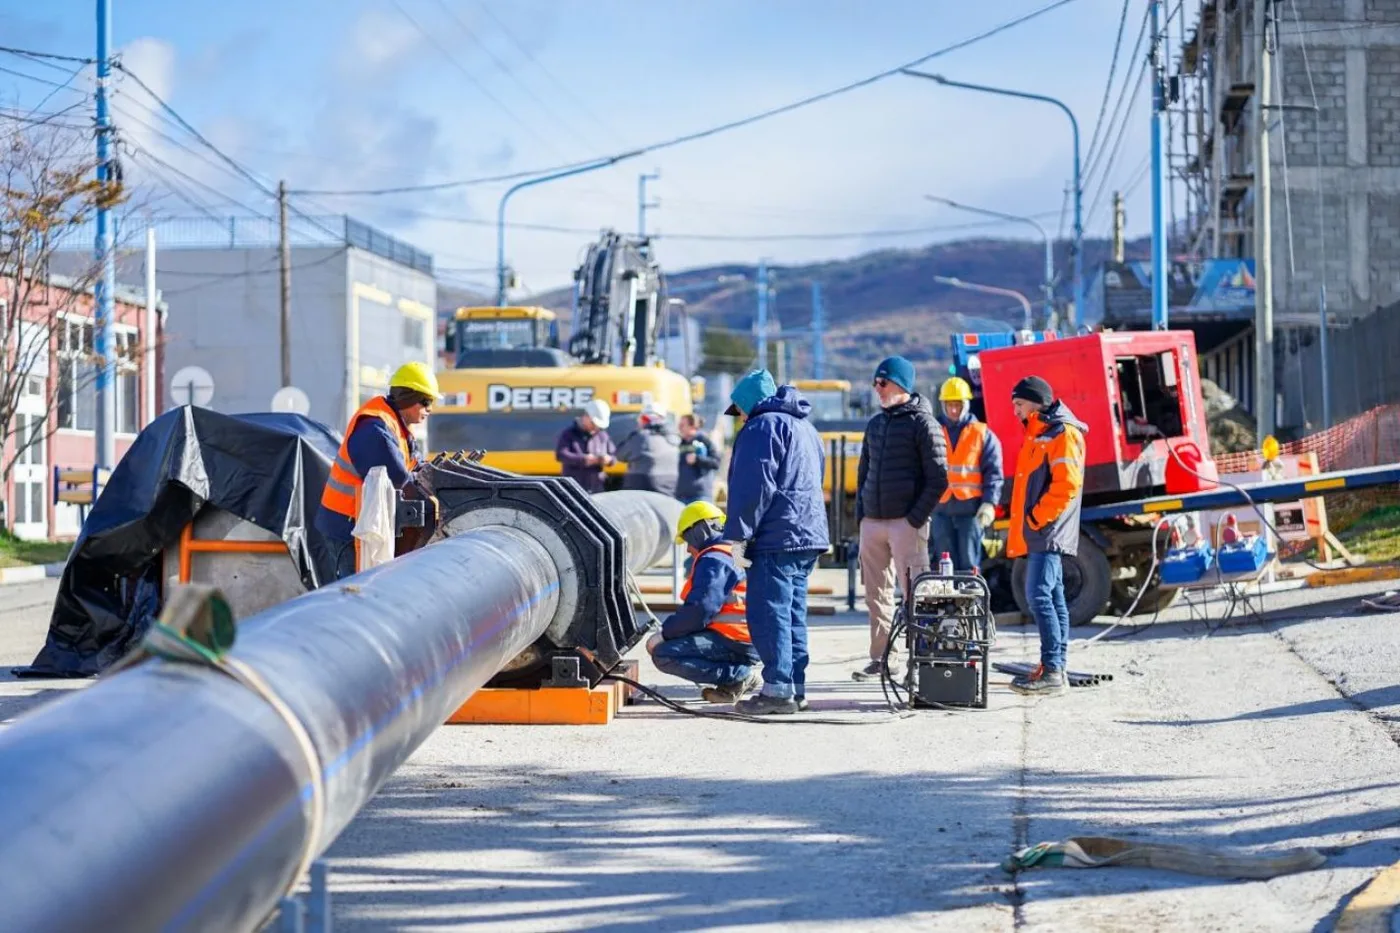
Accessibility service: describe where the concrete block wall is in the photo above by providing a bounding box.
[1368,194,1400,309]
[1367,47,1400,166]
[1367,0,1400,22]
[1281,46,1347,167]
[1292,0,1345,16]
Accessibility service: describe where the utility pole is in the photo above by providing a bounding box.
[755,260,769,371]
[810,281,825,379]
[144,227,157,425]
[93,0,116,467]
[637,171,660,241]
[1254,0,1276,437]
[1149,0,1170,331]
[278,180,291,388]
[1112,191,1126,263]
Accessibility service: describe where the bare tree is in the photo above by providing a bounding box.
[1,118,128,522]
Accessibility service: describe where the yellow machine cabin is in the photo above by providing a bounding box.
[433,365,693,476]
[793,378,862,497]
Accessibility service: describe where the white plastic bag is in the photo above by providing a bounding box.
[352,466,396,571]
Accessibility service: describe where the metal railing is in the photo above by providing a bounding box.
[55,215,434,275]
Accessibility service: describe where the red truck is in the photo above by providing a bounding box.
[973,330,1221,622]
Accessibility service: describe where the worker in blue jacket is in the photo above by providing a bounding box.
[721,369,829,716]
[646,501,761,704]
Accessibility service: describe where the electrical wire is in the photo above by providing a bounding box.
[390,0,573,162]
[124,144,271,217]
[0,46,96,67]
[1083,0,1134,170]
[1083,7,1151,183]
[296,0,1083,197]
[601,672,913,725]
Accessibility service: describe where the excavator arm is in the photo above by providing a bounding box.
[568,230,666,366]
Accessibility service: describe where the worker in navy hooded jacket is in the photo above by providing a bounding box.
[646,501,762,704]
[720,369,830,716]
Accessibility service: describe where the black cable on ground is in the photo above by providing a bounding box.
[600,674,914,726]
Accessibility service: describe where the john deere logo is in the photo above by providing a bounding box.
[487,384,594,411]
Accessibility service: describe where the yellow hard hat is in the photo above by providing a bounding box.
[1261,435,1280,461]
[675,500,725,543]
[389,361,443,400]
[939,376,973,402]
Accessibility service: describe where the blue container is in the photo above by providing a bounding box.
[1218,535,1270,575]
[1160,544,1215,586]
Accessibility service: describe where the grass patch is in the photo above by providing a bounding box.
[1333,505,1400,563]
[0,531,72,569]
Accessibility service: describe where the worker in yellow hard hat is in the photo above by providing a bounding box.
[645,501,762,705]
[315,361,444,580]
[931,376,1004,573]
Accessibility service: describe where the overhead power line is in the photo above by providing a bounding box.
[1083,0,1133,169]
[293,0,1082,197]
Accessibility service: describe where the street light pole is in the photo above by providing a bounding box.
[496,153,641,306]
[934,275,1033,331]
[903,70,1083,327]
[925,194,1051,329]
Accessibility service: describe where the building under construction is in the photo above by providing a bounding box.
[1165,0,1400,432]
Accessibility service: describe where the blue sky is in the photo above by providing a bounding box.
[5,0,1155,294]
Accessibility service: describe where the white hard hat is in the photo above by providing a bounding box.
[583,398,611,428]
[641,401,667,421]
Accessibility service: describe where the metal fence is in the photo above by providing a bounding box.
[55,215,434,275]
[1278,304,1400,432]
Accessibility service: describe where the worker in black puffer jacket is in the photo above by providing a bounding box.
[853,356,948,682]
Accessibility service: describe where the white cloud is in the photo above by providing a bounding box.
[343,8,426,79]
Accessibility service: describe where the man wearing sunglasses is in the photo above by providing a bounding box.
[316,362,441,580]
[853,356,948,682]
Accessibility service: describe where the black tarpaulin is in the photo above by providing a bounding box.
[19,406,342,678]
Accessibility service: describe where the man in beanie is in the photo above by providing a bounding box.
[1006,375,1087,696]
[852,356,947,682]
[721,370,829,715]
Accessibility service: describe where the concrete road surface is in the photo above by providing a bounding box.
[3,573,1399,931]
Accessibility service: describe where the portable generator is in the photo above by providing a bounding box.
[892,572,995,709]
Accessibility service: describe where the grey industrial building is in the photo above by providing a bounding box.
[65,216,437,430]
[1170,0,1400,429]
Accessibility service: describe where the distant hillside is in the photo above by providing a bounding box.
[520,235,1150,385]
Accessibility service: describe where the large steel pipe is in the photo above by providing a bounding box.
[592,490,683,573]
[0,489,674,932]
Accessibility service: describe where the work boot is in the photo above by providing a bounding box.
[1010,667,1067,696]
[735,693,800,715]
[701,670,762,705]
[795,695,810,712]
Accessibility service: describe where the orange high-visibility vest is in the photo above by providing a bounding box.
[320,396,417,520]
[940,420,988,503]
[679,543,750,643]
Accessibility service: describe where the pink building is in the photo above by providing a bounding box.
[3,275,162,541]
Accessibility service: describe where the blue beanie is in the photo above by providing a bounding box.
[874,356,916,394]
[726,369,778,416]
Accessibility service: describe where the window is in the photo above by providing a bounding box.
[56,320,140,433]
[402,316,428,357]
[16,415,43,466]
[1115,352,1184,441]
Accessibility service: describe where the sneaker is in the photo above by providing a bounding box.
[1010,668,1067,696]
[795,696,809,712]
[734,694,800,715]
[852,661,885,682]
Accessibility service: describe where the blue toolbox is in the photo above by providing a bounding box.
[1160,543,1215,586]
[1217,534,1271,575]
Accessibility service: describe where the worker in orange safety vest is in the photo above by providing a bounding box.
[646,500,763,705]
[315,361,442,581]
[931,376,1004,573]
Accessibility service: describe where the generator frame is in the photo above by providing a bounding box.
[895,572,995,710]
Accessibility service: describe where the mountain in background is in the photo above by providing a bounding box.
[441,235,1151,384]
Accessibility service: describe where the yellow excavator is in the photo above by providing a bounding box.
[432,232,694,478]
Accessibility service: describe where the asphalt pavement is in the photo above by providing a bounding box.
[2,572,1399,931]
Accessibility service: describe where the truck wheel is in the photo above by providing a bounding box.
[1010,535,1113,627]
[1110,580,1181,617]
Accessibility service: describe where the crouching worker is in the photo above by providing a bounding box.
[646,501,762,704]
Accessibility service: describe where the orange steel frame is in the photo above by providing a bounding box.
[177,524,289,584]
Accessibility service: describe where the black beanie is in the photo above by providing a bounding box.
[1011,376,1054,407]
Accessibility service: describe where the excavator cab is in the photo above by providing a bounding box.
[450,307,566,368]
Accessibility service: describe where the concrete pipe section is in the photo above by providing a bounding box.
[0,486,678,933]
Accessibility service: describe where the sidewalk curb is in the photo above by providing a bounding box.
[1335,856,1400,933]
[0,562,66,587]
